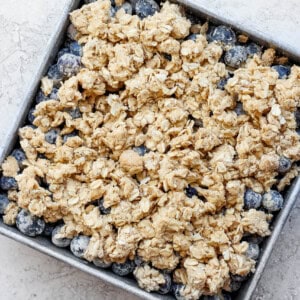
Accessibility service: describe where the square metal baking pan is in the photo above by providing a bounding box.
[0,1,299,299]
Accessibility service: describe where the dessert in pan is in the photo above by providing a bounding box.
[0,0,299,299]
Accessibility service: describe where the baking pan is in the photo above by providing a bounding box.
[0,1,299,299]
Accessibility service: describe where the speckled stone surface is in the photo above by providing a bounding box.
[0,0,75,162]
[0,1,299,299]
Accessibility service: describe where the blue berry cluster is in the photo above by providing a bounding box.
[209,24,290,79]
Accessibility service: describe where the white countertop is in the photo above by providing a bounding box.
[0,1,299,299]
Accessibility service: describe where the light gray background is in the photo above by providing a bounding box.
[0,0,299,299]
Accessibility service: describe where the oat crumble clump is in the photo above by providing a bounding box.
[1,0,300,298]
[133,264,166,292]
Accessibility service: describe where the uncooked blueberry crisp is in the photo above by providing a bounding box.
[1,0,300,299]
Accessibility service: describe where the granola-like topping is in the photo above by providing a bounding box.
[1,0,300,297]
[133,264,165,292]
[3,202,19,225]
[1,156,19,177]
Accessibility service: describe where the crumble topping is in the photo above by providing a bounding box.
[1,0,300,298]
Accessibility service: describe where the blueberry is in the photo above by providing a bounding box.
[272,65,291,79]
[57,47,70,60]
[51,224,72,247]
[230,279,241,292]
[217,77,228,90]
[295,108,300,128]
[234,101,245,116]
[11,148,26,166]
[171,283,185,300]
[47,64,60,78]
[27,108,35,124]
[70,235,90,258]
[244,189,262,209]
[35,90,48,104]
[45,129,59,144]
[135,0,159,19]
[63,131,78,143]
[163,53,172,61]
[117,2,132,14]
[222,294,232,300]
[231,274,247,282]
[185,13,200,25]
[84,0,97,3]
[43,223,56,237]
[67,107,82,119]
[133,145,148,156]
[246,243,260,260]
[278,156,291,174]
[37,153,47,160]
[93,258,112,268]
[224,46,247,68]
[134,255,144,266]
[243,234,264,245]
[185,186,198,198]
[57,53,81,77]
[246,42,262,57]
[110,6,117,17]
[67,24,78,41]
[189,115,203,129]
[186,33,197,41]
[69,41,83,57]
[210,25,236,45]
[206,25,216,43]
[47,64,63,87]
[16,209,45,237]
[0,194,9,214]
[0,176,18,190]
[49,88,59,100]
[98,198,111,215]
[262,190,284,212]
[111,260,135,276]
[158,273,172,295]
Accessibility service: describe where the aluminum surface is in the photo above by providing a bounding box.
[0,1,299,299]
